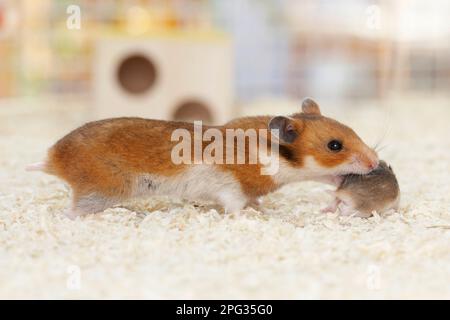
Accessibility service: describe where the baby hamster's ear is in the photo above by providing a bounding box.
[301,98,321,115]
[268,116,299,144]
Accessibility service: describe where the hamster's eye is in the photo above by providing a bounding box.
[327,140,343,152]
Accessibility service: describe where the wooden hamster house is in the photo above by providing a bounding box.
[93,32,234,124]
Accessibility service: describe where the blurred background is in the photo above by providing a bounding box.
[0,0,449,123]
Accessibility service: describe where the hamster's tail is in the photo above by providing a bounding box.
[26,161,48,172]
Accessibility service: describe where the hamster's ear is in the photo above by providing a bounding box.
[268,116,299,144]
[301,98,321,115]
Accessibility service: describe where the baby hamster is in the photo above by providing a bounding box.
[323,160,400,217]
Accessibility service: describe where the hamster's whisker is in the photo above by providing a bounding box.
[372,105,393,153]
[374,144,389,153]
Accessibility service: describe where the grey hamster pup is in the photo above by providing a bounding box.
[323,160,400,218]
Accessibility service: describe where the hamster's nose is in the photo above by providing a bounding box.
[368,159,379,171]
[367,148,379,171]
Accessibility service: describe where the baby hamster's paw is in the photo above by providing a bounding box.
[338,204,372,218]
[321,197,340,213]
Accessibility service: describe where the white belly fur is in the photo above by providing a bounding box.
[132,165,247,212]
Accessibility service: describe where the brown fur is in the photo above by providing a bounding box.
[47,118,193,207]
[222,116,279,198]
